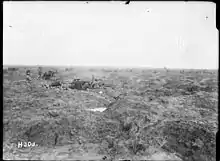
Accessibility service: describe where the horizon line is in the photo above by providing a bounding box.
[3,64,218,70]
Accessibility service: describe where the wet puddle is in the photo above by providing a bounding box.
[86,107,107,112]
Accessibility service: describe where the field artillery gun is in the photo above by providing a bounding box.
[68,76,105,90]
[42,70,57,80]
[8,67,19,71]
[69,79,91,90]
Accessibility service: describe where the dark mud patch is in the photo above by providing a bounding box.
[162,120,216,161]
[11,112,103,148]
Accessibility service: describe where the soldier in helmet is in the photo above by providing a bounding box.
[26,69,31,76]
[26,75,32,83]
[37,67,43,79]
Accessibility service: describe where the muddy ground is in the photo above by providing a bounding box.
[3,66,218,161]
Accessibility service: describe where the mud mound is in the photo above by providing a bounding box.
[192,92,218,112]
[3,67,217,160]
[98,98,166,157]
[14,114,96,147]
[162,120,216,161]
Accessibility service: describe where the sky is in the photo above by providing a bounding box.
[3,1,218,69]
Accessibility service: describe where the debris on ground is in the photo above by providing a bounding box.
[3,66,217,161]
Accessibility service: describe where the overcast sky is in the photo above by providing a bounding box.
[3,2,218,69]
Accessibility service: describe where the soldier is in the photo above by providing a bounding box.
[48,70,54,77]
[61,83,69,90]
[42,72,48,80]
[26,75,32,83]
[82,81,90,90]
[26,69,31,76]
[37,67,43,79]
[91,75,95,83]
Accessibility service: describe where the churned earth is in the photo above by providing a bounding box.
[3,66,217,161]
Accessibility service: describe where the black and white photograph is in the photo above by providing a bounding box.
[3,1,218,160]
